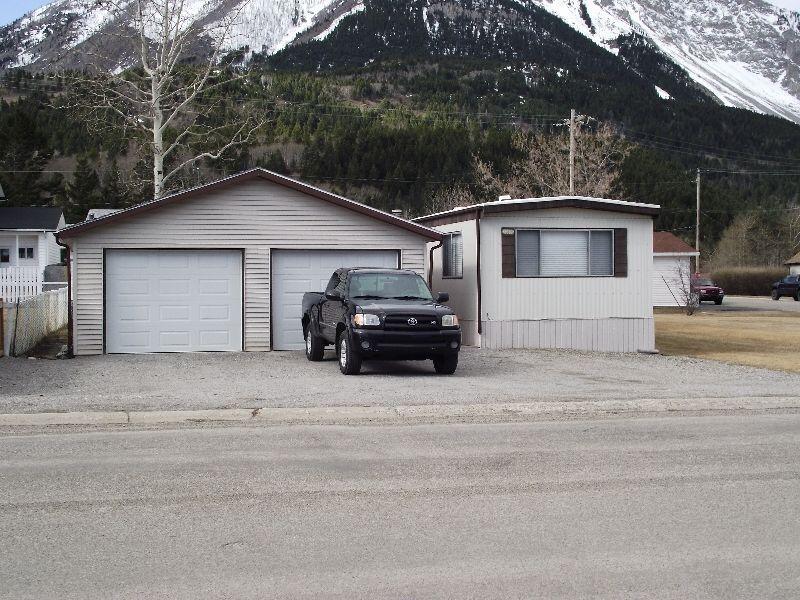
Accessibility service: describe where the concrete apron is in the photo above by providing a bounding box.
[1,397,800,426]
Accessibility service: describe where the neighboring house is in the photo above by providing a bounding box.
[0,207,66,299]
[652,232,698,307]
[786,251,800,275]
[56,169,441,355]
[85,208,122,221]
[416,196,659,352]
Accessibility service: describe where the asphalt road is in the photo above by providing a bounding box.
[2,416,800,599]
[700,295,800,313]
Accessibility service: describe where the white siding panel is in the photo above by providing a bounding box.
[653,255,691,307]
[481,318,654,352]
[68,179,430,355]
[427,219,480,346]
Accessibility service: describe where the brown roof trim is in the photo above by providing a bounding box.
[415,198,660,225]
[786,250,800,266]
[57,169,442,241]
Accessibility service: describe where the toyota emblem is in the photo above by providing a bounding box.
[407,317,418,326]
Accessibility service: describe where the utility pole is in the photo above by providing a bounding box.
[569,108,576,195]
[696,168,701,273]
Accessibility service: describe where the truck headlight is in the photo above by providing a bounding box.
[441,314,459,328]
[353,313,381,327]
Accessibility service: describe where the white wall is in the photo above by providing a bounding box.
[479,208,654,352]
[653,255,692,307]
[427,219,480,346]
[791,265,800,275]
[66,179,432,355]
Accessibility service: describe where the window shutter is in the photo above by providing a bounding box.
[501,229,516,278]
[613,228,628,277]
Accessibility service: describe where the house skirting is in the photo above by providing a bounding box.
[481,317,655,353]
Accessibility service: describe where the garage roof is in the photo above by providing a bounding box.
[57,169,441,241]
[653,232,698,255]
[786,250,800,266]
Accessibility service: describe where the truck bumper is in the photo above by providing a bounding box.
[351,328,461,360]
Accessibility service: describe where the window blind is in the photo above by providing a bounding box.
[540,230,589,276]
[516,230,540,277]
[590,230,613,276]
[443,233,463,278]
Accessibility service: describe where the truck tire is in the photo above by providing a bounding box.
[305,329,325,361]
[714,298,723,305]
[772,290,780,300]
[338,333,362,375]
[433,354,458,375]
[794,292,800,302]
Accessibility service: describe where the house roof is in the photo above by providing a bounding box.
[414,196,660,226]
[58,169,442,241]
[653,231,698,255]
[786,250,800,266]
[0,207,64,230]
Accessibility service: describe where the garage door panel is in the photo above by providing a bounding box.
[272,250,399,351]
[106,250,242,353]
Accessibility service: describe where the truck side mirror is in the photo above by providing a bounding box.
[325,291,341,301]
[437,292,449,303]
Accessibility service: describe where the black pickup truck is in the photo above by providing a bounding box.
[302,268,461,375]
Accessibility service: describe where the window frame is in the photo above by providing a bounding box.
[514,228,615,279]
[442,232,464,280]
[18,247,35,260]
[0,248,9,263]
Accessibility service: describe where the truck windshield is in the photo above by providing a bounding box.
[349,272,434,301]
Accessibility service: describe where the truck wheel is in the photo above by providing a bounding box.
[338,333,362,375]
[714,298,723,305]
[305,330,325,361]
[794,292,800,302]
[772,290,780,300]
[433,354,458,375]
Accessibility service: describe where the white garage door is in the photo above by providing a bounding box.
[272,250,399,350]
[653,256,690,307]
[106,250,242,353]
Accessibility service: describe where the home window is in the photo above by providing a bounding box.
[18,247,34,260]
[516,229,614,277]
[442,233,463,279]
[0,249,9,263]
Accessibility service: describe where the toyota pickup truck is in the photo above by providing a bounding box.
[301,268,461,375]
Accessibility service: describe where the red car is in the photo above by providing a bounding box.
[692,275,725,305]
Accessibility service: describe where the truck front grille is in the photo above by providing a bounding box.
[383,314,440,331]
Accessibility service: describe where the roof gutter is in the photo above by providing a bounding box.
[54,235,74,358]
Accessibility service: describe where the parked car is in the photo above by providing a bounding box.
[302,268,462,375]
[771,275,800,301]
[691,275,725,305]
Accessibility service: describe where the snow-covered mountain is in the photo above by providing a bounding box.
[2,0,800,123]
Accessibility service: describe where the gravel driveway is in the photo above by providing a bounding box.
[2,348,799,413]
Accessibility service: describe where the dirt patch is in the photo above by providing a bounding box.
[656,310,800,373]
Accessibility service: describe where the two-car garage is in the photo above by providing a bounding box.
[58,169,440,356]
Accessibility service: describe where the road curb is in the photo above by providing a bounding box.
[1,397,800,427]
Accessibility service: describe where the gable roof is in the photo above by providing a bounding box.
[414,195,660,226]
[0,207,64,230]
[57,169,442,241]
[653,231,698,255]
[786,250,800,266]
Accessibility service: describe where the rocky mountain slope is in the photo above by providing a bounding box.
[1,0,799,123]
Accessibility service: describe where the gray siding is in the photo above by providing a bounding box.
[69,179,429,355]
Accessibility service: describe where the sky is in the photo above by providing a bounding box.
[2,0,800,27]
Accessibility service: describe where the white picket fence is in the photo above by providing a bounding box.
[0,267,42,301]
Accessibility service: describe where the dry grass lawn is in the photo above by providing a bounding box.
[655,310,800,373]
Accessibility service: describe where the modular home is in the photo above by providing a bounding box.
[416,196,659,352]
[56,169,441,355]
[652,232,698,307]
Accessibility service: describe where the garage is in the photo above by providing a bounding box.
[652,232,698,307]
[105,249,243,353]
[271,249,399,350]
[57,169,441,355]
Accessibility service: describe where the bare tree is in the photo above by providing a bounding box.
[477,121,630,199]
[73,0,261,198]
[672,262,699,315]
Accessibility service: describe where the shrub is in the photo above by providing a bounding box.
[709,267,787,296]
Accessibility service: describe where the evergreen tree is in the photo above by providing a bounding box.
[100,157,126,208]
[65,156,100,222]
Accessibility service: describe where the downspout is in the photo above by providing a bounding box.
[475,209,483,336]
[55,236,74,358]
[428,239,443,289]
